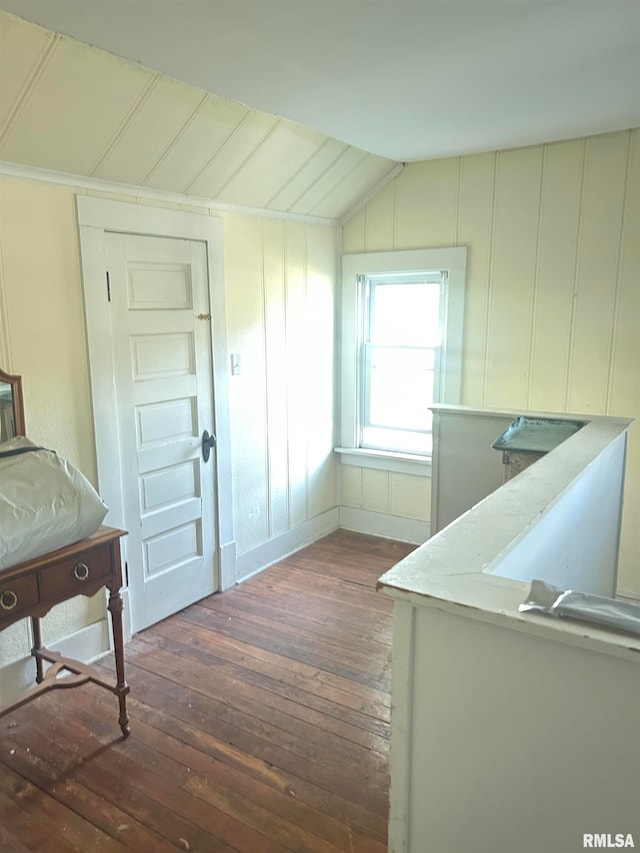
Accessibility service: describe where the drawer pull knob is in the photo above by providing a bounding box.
[74,562,90,581]
[0,590,18,610]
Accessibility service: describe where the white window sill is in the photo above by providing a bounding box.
[334,447,432,477]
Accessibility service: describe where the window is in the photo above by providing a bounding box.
[361,271,444,454]
[339,248,466,467]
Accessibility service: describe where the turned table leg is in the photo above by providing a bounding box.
[107,585,130,737]
[30,616,44,683]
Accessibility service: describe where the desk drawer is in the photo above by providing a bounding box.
[0,573,39,622]
[39,543,112,600]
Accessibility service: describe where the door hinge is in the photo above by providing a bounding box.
[124,560,129,586]
[106,270,111,302]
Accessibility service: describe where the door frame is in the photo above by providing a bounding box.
[76,196,236,636]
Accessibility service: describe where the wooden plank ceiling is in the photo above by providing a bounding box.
[0,10,398,220]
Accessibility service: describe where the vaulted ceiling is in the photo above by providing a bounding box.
[1,2,638,221]
[0,10,397,220]
[2,0,639,162]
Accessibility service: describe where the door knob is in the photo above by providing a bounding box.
[202,429,216,462]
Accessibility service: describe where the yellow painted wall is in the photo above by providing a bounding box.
[0,177,102,665]
[340,464,431,522]
[342,128,640,598]
[0,174,338,665]
[220,211,337,554]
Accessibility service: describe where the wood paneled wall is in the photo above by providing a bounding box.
[222,213,338,562]
[340,468,430,520]
[0,174,339,667]
[343,129,640,597]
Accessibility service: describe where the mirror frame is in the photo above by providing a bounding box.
[0,368,26,437]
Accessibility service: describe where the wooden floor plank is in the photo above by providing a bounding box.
[102,662,390,816]
[143,620,391,739]
[178,604,392,691]
[109,688,389,844]
[126,634,390,757]
[52,687,384,853]
[0,745,131,852]
[0,531,414,852]
[196,593,393,661]
[6,703,276,853]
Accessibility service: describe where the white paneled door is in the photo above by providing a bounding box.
[105,232,217,632]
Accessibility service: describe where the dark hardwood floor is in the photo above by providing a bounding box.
[0,531,414,852]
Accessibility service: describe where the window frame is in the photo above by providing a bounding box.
[338,247,466,471]
[360,271,445,454]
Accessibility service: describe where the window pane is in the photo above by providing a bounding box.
[368,347,435,431]
[370,283,441,347]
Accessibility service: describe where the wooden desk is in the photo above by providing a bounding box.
[0,525,130,736]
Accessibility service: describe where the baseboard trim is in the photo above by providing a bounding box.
[219,539,237,592]
[235,508,340,583]
[0,619,111,709]
[120,587,133,643]
[339,507,430,544]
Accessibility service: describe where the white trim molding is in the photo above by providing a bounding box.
[0,160,339,226]
[335,446,432,477]
[76,195,236,629]
[235,508,339,583]
[339,507,430,545]
[339,246,467,453]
